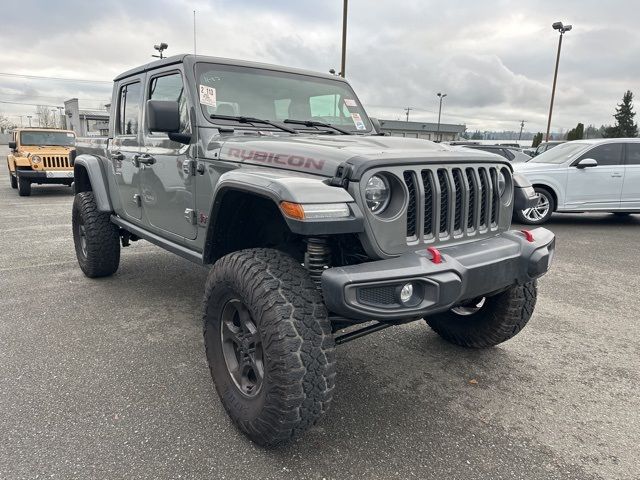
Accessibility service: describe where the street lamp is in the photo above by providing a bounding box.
[545,21,572,141]
[152,42,168,59]
[436,92,447,142]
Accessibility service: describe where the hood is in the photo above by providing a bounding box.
[19,145,74,155]
[513,161,563,173]
[208,132,501,178]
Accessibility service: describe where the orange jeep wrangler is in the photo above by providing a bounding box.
[7,128,76,196]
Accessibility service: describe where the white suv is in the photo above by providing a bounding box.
[514,138,640,224]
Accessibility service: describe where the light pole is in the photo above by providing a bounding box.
[340,0,348,77]
[152,42,168,59]
[27,115,32,127]
[405,107,413,122]
[545,21,572,142]
[518,120,525,141]
[436,92,447,142]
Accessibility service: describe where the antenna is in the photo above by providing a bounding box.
[193,10,197,57]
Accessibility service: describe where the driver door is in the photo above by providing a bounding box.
[565,143,624,209]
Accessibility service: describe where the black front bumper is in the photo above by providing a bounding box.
[17,170,74,184]
[322,227,555,321]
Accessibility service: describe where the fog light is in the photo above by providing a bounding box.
[399,283,414,304]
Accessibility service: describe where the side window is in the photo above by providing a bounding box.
[501,149,515,161]
[117,82,141,136]
[578,143,623,166]
[626,144,640,165]
[148,72,190,133]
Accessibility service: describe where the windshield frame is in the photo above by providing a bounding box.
[194,62,373,134]
[19,130,76,147]
[528,142,589,164]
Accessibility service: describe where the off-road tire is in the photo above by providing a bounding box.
[203,248,336,447]
[425,281,538,348]
[9,170,17,189]
[17,174,31,196]
[516,187,554,225]
[72,192,120,278]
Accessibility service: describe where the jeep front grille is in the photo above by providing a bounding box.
[403,165,504,243]
[42,156,70,169]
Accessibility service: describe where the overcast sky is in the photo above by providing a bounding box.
[1,0,638,133]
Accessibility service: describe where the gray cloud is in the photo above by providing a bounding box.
[1,0,638,133]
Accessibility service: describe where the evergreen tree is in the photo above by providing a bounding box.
[532,132,543,147]
[471,130,483,140]
[603,90,638,138]
[566,123,584,141]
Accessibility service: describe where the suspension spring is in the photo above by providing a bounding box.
[305,238,331,287]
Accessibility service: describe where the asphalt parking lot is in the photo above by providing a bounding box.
[1,145,638,480]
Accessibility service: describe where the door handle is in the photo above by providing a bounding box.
[133,153,156,167]
[111,151,125,161]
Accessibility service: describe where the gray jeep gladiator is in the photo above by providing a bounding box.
[72,54,555,446]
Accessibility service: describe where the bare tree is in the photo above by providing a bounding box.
[0,112,11,132]
[35,105,56,128]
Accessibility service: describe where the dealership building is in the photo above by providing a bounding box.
[63,98,110,136]
[378,119,466,141]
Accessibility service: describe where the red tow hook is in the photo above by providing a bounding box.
[427,247,443,264]
[520,229,535,243]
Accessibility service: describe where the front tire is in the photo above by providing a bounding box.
[72,192,120,278]
[425,281,537,348]
[203,248,336,446]
[516,187,554,225]
[17,174,31,196]
[9,170,17,189]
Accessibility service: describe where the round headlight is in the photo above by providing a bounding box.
[365,175,390,213]
[497,170,506,196]
[31,155,41,164]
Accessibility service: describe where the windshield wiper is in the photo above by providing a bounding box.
[284,119,352,135]
[209,114,298,134]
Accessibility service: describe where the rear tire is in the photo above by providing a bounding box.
[203,248,336,446]
[72,192,120,278]
[425,281,537,348]
[516,187,554,225]
[17,174,31,196]
[9,170,17,189]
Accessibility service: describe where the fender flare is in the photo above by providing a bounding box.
[73,154,113,212]
[207,168,364,239]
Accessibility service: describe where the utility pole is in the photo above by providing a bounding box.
[405,107,413,122]
[518,120,525,141]
[436,92,447,142]
[545,21,572,141]
[340,0,348,77]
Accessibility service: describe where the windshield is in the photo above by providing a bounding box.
[196,63,371,133]
[20,131,75,147]
[529,142,587,164]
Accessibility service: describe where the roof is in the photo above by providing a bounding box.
[378,119,466,134]
[114,54,345,83]
[569,138,640,145]
[78,109,109,117]
[13,128,75,134]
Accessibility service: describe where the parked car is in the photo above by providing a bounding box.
[531,140,565,157]
[6,128,76,196]
[462,144,532,163]
[70,53,554,446]
[514,138,640,224]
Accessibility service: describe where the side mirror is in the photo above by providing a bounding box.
[8,141,16,150]
[147,100,181,133]
[576,158,598,169]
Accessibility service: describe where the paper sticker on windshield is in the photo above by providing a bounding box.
[344,98,357,107]
[199,85,217,107]
[351,113,366,130]
[66,133,74,137]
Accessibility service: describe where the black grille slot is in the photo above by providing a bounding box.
[491,168,499,225]
[466,168,476,230]
[358,285,397,306]
[478,168,488,228]
[404,171,417,237]
[437,169,449,234]
[421,170,434,236]
[452,169,463,232]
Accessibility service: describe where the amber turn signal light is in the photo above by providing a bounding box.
[280,201,305,220]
